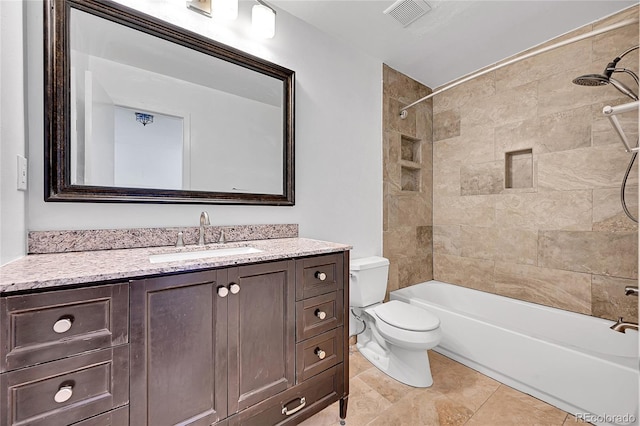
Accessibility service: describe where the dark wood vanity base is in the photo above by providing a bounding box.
[0,251,350,425]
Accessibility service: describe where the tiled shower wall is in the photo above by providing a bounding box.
[431,7,639,321]
[383,65,434,297]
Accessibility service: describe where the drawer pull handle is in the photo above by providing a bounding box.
[217,286,229,298]
[315,347,326,360]
[54,385,73,403]
[282,397,306,416]
[315,309,327,320]
[53,317,73,334]
[315,271,327,281]
[229,283,240,294]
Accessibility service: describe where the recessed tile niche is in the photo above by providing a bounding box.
[505,149,533,189]
[401,135,422,192]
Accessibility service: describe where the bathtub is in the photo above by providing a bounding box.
[390,281,639,426]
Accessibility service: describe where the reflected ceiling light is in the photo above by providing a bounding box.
[212,0,238,20]
[252,0,276,39]
[135,112,154,126]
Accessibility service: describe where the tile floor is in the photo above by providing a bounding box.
[300,347,587,426]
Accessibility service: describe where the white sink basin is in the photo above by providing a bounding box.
[149,246,263,263]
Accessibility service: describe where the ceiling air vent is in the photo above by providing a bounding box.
[383,0,431,27]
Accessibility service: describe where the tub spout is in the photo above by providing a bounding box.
[610,317,639,333]
[624,286,638,296]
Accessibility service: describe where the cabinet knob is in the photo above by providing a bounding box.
[54,385,73,403]
[229,283,240,294]
[217,286,229,298]
[315,309,327,320]
[53,317,73,334]
[315,271,327,281]
[315,347,326,360]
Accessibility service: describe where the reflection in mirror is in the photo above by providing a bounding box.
[45,0,294,205]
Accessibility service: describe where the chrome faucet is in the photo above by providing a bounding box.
[198,211,210,245]
[624,286,638,296]
[610,317,639,334]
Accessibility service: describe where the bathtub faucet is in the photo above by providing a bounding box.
[610,317,638,334]
[624,286,638,296]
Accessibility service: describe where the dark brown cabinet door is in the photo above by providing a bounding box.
[129,270,227,426]
[227,260,296,414]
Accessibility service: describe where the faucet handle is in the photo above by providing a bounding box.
[175,231,185,248]
[219,229,226,244]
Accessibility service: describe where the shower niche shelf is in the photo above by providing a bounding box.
[400,135,422,192]
[505,149,533,189]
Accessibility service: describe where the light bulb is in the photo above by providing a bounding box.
[251,3,276,39]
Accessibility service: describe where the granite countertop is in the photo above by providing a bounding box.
[0,238,351,294]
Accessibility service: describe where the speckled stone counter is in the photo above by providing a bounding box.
[0,238,351,294]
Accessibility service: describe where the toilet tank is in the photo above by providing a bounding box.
[349,256,390,307]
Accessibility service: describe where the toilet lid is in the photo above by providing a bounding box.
[374,300,440,331]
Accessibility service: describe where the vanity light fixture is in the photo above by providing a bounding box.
[135,112,154,126]
[251,0,276,39]
[212,0,238,20]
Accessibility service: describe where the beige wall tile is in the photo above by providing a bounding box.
[397,255,433,288]
[460,161,504,196]
[495,190,592,231]
[433,195,496,227]
[433,72,496,113]
[385,97,417,136]
[494,228,538,266]
[591,275,639,322]
[495,39,592,92]
[539,230,638,279]
[433,125,495,164]
[433,109,461,142]
[417,226,433,252]
[592,187,638,232]
[537,105,592,153]
[383,63,426,103]
[384,226,419,258]
[433,225,462,256]
[460,82,538,129]
[494,262,591,314]
[460,226,496,260]
[433,160,461,198]
[537,63,601,116]
[433,254,495,293]
[538,145,638,191]
[495,119,540,159]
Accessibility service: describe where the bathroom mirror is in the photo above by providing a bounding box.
[45,0,294,205]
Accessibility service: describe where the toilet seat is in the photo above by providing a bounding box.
[373,300,440,331]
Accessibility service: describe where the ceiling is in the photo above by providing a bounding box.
[270,0,637,88]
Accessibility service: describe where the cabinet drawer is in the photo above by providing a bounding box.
[296,328,343,382]
[0,284,129,372]
[71,405,128,426]
[295,254,344,300]
[228,364,343,426]
[0,345,129,426]
[296,291,343,342]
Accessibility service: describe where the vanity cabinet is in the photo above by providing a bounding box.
[0,250,349,426]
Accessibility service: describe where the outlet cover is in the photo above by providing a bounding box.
[17,155,27,191]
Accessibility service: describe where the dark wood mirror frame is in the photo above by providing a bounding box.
[44,0,295,205]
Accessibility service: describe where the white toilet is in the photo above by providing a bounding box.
[350,256,441,387]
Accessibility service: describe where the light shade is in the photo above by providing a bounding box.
[252,3,276,39]
[212,0,238,20]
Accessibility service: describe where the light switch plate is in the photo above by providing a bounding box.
[186,0,212,17]
[17,155,27,191]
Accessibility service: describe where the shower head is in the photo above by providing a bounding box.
[572,45,639,100]
[572,73,610,86]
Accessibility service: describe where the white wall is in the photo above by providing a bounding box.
[0,0,27,266]
[24,0,383,258]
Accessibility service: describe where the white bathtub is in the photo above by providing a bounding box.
[390,281,639,426]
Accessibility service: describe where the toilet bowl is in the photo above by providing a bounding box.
[350,257,441,387]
